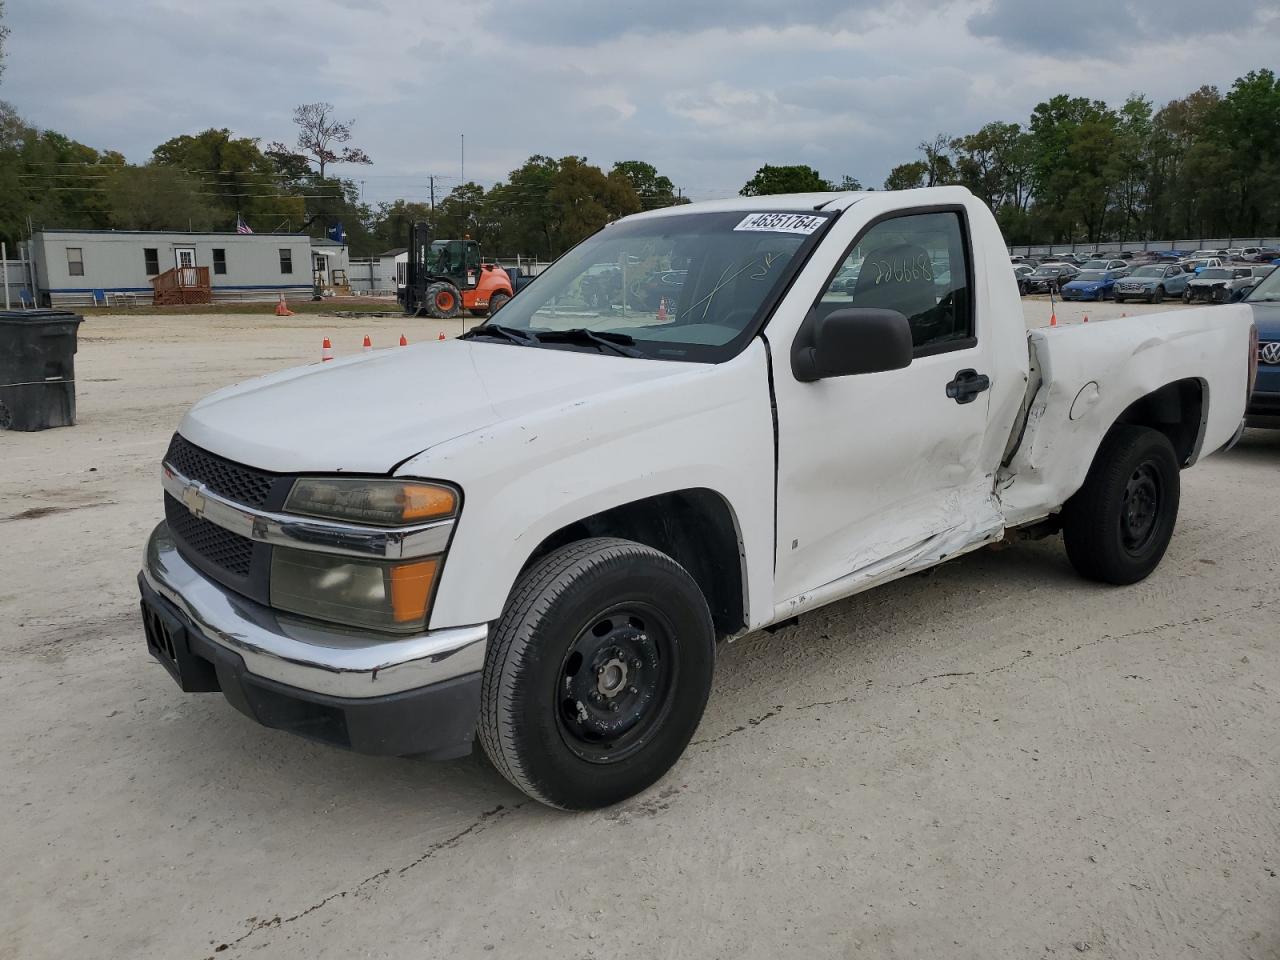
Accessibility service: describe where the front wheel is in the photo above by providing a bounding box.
[1062,425,1180,585]
[424,281,461,319]
[487,292,511,317]
[478,538,716,809]
[1151,286,1165,304]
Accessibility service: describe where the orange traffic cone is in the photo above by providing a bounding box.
[275,294,293,317]
[1049,311,1057,327]
[438,331,446,341]
[657,298,668,322]
[399,334,408,347]
[321,337,333,362]
[362,335,372,352]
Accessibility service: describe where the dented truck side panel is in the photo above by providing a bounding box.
[1000,306,1252,528]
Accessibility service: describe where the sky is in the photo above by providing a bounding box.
[3,0,1278,206]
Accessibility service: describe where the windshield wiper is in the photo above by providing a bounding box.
[536,328,644,358]
[459,323,540,346]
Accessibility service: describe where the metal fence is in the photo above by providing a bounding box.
[1008,237,1280,257]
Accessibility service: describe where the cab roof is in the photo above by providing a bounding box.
[622,186,976,222]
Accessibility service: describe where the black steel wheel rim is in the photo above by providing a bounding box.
[1120,462,1161,554]
[554,603,677,764]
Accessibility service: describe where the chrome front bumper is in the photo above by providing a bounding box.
[141,521,487,698]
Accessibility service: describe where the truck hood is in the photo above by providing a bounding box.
[178,340,689,474]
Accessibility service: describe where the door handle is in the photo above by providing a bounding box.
[946,369,991,404]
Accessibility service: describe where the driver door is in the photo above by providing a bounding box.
[770,208,1000,607]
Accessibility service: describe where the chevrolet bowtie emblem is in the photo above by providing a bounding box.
[180,481,208,518]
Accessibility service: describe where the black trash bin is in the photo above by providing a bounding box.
[0,309,84,431]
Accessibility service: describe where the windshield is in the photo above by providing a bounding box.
[1033,267,1063,276]
[473,210,832,362]
[1076,271,1106,282]
[1199,269,1231,279]
[1080,260,1109,270]
[1132,266,1163,278]
[1246,266,1280,302]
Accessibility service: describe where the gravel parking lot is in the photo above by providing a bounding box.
[1,301,1277,960]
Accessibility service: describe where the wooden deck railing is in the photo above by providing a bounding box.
[151,266,211,305]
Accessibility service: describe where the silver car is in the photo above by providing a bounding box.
[1113,263,1192,303]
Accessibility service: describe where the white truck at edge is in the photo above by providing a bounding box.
[139,187,1255,809]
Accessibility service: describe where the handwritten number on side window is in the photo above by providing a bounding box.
[871,254,934,286]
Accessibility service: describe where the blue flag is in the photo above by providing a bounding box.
[327,222,346,245]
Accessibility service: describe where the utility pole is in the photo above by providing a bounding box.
[429,175,436,211]
[461,134,465,183]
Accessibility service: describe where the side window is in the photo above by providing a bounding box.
[817,210,973,353]
[279,249,293,274]
[143,248,159,275]
[67,247,84,277]
[212,248,227,275]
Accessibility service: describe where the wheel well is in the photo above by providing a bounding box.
[1114,378,1206,466]
[521,489,746,637]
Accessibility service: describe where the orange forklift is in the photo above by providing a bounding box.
[398,222,515,319]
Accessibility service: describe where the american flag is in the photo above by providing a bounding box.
[235,214,253,235]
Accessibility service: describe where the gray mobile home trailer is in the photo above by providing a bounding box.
[29,230,315,307]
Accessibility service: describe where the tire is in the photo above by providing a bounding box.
[487,292,511,317]
[1151,285,1164,304]
[425,281,461,319]
[478,538,716,810]
[1062,425,1180,585]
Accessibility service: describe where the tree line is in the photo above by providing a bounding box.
[752,69,1280,245]
[1,67,1276,257]
[0,98,686,259]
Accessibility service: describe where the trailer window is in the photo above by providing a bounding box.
[279,249,293,274]
[143,248,159,275]
[817,210,974,356]
[67,247,84,277]
[213,248,227,275]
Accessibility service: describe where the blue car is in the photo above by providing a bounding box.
[1060,269,1123,301]
[1246,267,1280,425]
[1112,263,1192,303]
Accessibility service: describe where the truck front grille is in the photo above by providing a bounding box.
[164,434,279,509]
[164,493,254,578]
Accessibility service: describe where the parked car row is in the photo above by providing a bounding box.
[1012,246,1279,268]
[1012,253,1276,303]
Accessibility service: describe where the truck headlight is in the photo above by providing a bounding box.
[270,548,440,633]
[285,478,457,527]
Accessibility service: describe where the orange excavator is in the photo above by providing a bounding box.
[399,222,515,319]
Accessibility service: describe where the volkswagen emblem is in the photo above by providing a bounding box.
[1261,341,1280,365]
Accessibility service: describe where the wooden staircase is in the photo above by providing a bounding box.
[151,266,212,306]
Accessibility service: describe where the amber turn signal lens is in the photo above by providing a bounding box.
[389,558,439,624]
[400,485,457,522]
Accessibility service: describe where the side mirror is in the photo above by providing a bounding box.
[791,307,914,383]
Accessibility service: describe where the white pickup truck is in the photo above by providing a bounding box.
[139,187,1256,810]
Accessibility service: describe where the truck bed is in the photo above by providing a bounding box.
[1000,305,1254,527]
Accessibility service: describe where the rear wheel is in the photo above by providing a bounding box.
[425,281,461,319]
[1062,425,1180,585]
[478,538,716,809]
[487,292,511,317]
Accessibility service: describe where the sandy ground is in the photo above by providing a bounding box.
[1,302,1277,960]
